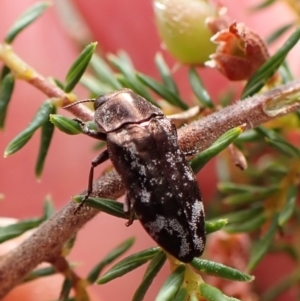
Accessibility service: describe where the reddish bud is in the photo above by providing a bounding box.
[206,22,270,81]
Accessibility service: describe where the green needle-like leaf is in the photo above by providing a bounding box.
[191,258,254,282]
[199,283,225,301]
[173,287,188,301]
[115,73,134,90]
[23,266,57,283]
[87,237,135,283]
[59,278,73,301]
[52,78,64,90]
[133,250,167,301]
[4,100,54,157]
[218,182,274,194]
[97,247,160,284]
[279,186,297,226]
[35,105,56,178]
[5,1,50,43]
[224,212,267,233]
[248,214,279,271]
[90,53,122,90]
[256,127,300,157]
[205,219,227,234]
[43,196,55,219]
[108,52,157,105]
[0,217,44,243]
[50,114,82,135]
[255,126,300,158]
[235,129,261,142]
[61,235,77,257]
[0,73,15,129]
[279,60,294,83]
[64,42,97,93]
[223,186,279,206]
[211,206,264,224]
[73,196,130,219]
[242,27,300,98]
[1,66,11,81]
[266,23,295,45]
[80,74,113,96]
[199,283,240,301]
[265,138,300,158]
[155,53,178,95]
[249,0,277,11]
[137,73,188,110]
[189,67,214,108]
[191,126,244,174]
[155,265,186,301]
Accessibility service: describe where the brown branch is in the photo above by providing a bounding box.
[178,80,300,154]
[0,170,125,298]
[0,43,94,122]
[29,74,94,121]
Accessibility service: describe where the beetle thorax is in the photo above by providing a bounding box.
[94,91,163,133]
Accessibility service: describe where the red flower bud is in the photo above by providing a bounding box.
[206,22,270,81]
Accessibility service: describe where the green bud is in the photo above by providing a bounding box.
[153,0,217,64]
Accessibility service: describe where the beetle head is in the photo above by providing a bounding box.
[94,89,163,133]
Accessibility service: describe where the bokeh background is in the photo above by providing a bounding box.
[0,0,299,300]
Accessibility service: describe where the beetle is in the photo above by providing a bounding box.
[65,89,206,263]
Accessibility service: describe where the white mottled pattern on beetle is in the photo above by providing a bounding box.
[100,107,115,125]
[140,189,151,203]
[144,215,192,258]
[191,200,205,249]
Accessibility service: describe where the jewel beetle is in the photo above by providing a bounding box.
[66,89,206,262]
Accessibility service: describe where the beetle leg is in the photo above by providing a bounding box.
[124,194,135,226]
[74,149,110,214]
[125,211,136,227]
[169,123,198,157]
[123,193,131,213]
[73,118,107,141]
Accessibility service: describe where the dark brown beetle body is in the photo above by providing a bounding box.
[71,89,206,263]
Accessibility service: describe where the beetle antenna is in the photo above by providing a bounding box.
[63,99,95,109]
